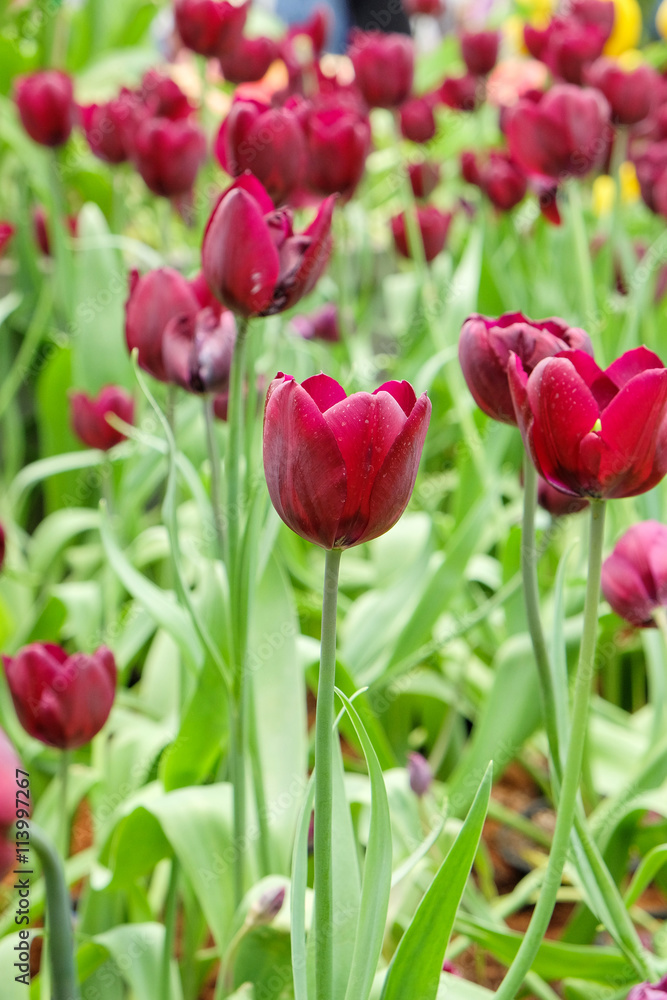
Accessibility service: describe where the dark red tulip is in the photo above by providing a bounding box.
[190,271,223,315]
[460,30,500,77]
[627,977,667,1000]
[391,206,451,262]
[4,644,116,750]
[285,6,330,57]
[509,346,667,498]
[460,150,481,185]
[524,23,551,61]
[14,70,75,147]
[0,728,23,878]
[437,73,480,112]
[263,373,431,549]
[291,303,340,342]
[219,35,279,84]
[140,69,194,120]
[349,31,414,109]
[399,95,437,143]
[537,476,589,516]
[601,522,667,627]
[570,0,615,34]
[70,385,134,451]
[132,117,206,198]
[409,161,440,199]
[79,93,139,164]
[174,0,248,57]
[461,150,527,212]
[162,307,236,393]
[408,752,433,796]
[403,0,445,13]
[202,175,335,317]
[125,267,200,379]
[544,21,607,85]
[585,58,657,126]
[634,141,667,215]
[459,312,593,424]
[303,95,371,199]
[0,223,14,255]
[215,98,306,206]
[506,84,610,180]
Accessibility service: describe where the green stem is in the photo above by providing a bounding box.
[203,395,225,561]
[567,182,597,350]
[226,318,249,582]
[494,499,606,1000]
[231,698,246,909]
[0,281,53,422]
[31,823,80,1000]
[314,547,342,1000]
[160,859,179,1000]
[59,750,70,860]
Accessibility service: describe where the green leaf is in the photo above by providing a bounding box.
[93,923,183,1000]
[291,776,315,1000]
[381,764,493,1000]
[0,934,33,998]
[624,844,667,909]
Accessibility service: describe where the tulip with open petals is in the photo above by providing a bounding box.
[263,374,431,550]
[70,385,134,451]
[601,522,667,627]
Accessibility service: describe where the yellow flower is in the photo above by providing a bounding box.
[619,161,640,204]
[604,0,642,56]
[592,175,616,217]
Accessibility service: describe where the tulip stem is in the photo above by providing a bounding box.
[567,182,597,349]
[160,858,179,1000]
[314,546,342,1000]
[31,823,80,1000]
[203,395,225,561]
[494,499,606,1000]
[59,749,70,860]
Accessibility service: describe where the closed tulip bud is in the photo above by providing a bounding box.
[438,73,480,111]
[601,523,667,627]
[391,205,451,262]
[141,69,194,120]
[459,312,593,425]
[0,223,14,256]
[202,175,335,317]
[249,885,286,925]
[545,21,607,85]
[174,0,248,57]
[70,385,134,451]
[215,98,306,206]
[408,752,433,796]
[627,976,667,1000]
[509,346,667,498]
[585,57,657,126]
[409,161,440,199]
[467,151,527,212]
[460,30,500,77]
[14,70,75,147]
[79,98,132,163]
[162,307,236,394]
[264,374,431,549]
[349,31,415,109]
[132,117,207,198]
[460,150,481,185]
[125,267,200,380]
[4,644,117,750]
[506,84,611,180]
[399,95,437,143]
[291,303,340,343]
[303,95,371,200]
[219,36,279,84]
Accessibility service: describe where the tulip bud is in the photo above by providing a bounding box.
[70,385,134,451]
[391,206,451,262]
[408,752,433,796]
[162,307,236,394]
[14,70,75,147]
[460,30,500,77]
[585,57,657,126]
[303,95,371,200]
[349,31,415,109]
[545,21,608,85]
[219,36,279,84]
[174,0,248,57]
[263,374,431,550]
[409,161,440,199]
[125,267,200,380]
[442,960,463,977]
[140,69,193,120]
[601,522,667,627]
[462,150,527,212]
[627,976,667,1000]
[437,73,480,111]
[0,223,14,256]
[132,117,207,198]
[399,95,437,143]
[4,643,117,750]
[248,885,286,925]
[291,303,340,343]
[79,97,133,164]
[404,0,445,13]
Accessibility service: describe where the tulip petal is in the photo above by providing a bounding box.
[598,368,667,496]
[269,195,335,314]
[375,380,417,417]
[604,345,665,389]
[301,373,347,412]
[557,349,617,409]
[601,551,658,626]
[263,376,346,548]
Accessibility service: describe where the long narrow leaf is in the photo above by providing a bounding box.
[291,777,315,1000]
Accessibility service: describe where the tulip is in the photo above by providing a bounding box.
[79,97,133,163]
[459,312,593,425]
[442,960,463,976]
[0,728,23,878]
[4,643,117,750]
[462,150,527,211]
[506,84,611,180]
[0,223,14,255]
[391,206,451,262]
[508,346,667,498]
[303,95,371,200]
[438,73,480,112]
[70,385,134,451]
[601,522,667,627]
[570,0,615,36]
[399,95,437,144]
[544,21,608,85]
[291,303,340,343]
[132,117,207,198]
[349,31,415,109]
[14,70,75,147]
[408,752,433,796]
[219,35,279,84]
[285,6,330,57]
[538,476,589,516]
[174,0,248,57]
[202,174,335,317]
[460,30,500,77]
[627,976,667,1000]
[215,98,306,206]
[263,373,431,549]
[585,57,657,126]
[634,141,667,215]
[249,885,286,925]
[460,150,481,185]
[162,307,236,393]
[190,271,223,315]
[403,0,444,12]
[125,267,200,380]
[409,161,441,199]
[140,69,193,121]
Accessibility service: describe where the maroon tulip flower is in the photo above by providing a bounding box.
[0,728,23,878]
[404,0,445,13]
[190,270,223,315]
[634,142,667,216]
[14,70,75,147]
[70,385,134,451]
[438,73,480,112]
[349,31,415,109]
[409,161,441,199]
[291,303,340,343]
[162,307,236,394]
[0,223,14,255]
[585,58,657,126]
[601,522,667,627]
[391,206,451,262]
[132,117,207,198]
[263,373,431,549]
[544,21,608,85]
[174,0,248,57]
[509,346,667,498]
[506,84,610,180]
[399,95,437,144]
[460,30,500,77]
[215,98,306,206]
[285,6,330,57]
[125,267,200,380]
[79,97,133,164]
[202,174,335,317]
[303,94,371,200]
[570,0,615,35]
[408,752,433,796]
[462,150,527,211]
[4,643,117,750]
[459,312,593,424]
[140,69,193,120]
[627,976,667,1000]
[219,35,279,84]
